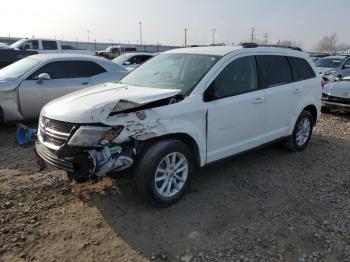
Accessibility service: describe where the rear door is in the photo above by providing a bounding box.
[18,61,98,119]
[256,55,299,140]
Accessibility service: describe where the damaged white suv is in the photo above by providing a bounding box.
[36,45,321,206]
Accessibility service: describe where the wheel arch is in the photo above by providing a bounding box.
[136,132,202,169]
[303,104,318,125]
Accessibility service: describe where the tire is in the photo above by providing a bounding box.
[134,139,196,207]
[284,110,314,152]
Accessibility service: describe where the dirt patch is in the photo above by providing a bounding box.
[0,113,349,261]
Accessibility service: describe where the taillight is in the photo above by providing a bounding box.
[95,51,98,56]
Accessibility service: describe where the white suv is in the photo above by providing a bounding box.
[36,45,322,206]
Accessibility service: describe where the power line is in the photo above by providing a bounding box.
[212,28,216,45]
[184,28,189,47]
[250,27,255,42]
[263,32,269,45]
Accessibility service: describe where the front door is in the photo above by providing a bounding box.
[19,61,91,119]
[205,55,267,163]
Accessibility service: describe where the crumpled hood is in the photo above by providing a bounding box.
[317,67,337,75]
[323,81,350,99]
[0,78,21,91]
[41,82,181,123]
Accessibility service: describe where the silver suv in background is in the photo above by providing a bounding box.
[36,45,321,206]
[315,55,350,82]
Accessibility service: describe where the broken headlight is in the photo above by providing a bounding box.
[68,126,124,147]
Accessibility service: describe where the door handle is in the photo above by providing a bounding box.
[252,97,265,104]
[293,88,301,94]
[81,82,89,85]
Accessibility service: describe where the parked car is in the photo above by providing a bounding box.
[315,55,350,82]
[95,45,137,59]
[322,74,350,113]
[0,48,37,69]
[0,54,128,122]
[112,52,154,71]
[10,38,93,55]
[35,46,321,206]
[0,43,10,49]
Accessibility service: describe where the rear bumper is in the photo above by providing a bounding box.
[35,142,74,172]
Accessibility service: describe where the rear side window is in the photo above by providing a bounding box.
[289,57,315,81]
[42,41,58,50]
[257,55,292,88]
[28,61,106,79]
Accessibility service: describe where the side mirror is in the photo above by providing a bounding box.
[203,84,218,102]
[124,61,131,65]
[36,73,51,83]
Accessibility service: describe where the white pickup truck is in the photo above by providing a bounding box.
[10,38,93,55]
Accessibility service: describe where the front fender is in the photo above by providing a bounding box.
[104,106,207,166]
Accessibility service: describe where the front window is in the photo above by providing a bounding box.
[120,53,221,95]
[315,58,344,68]
[10,39,39,50]
[112,53,133,65]
[0,57,41,79]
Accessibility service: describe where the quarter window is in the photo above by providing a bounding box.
[207,56,258,99]
[42,41,58,50]
[289,57,316,81]
[28,61,106,80]
[257,55,292,88]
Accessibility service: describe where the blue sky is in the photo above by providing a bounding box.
[1,0,349,50]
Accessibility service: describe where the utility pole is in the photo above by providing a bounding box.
[250,27,255,42]
[212,28,216,45]
[87,30,90,42]
[184,28,189,47]
[263,33,269,45]
[139,21,143,48]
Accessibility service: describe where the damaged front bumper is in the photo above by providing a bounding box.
[35,117,135,177]
[35,141,134,176]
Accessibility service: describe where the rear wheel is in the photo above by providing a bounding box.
[134,139,195,207]
[284,110,314,152]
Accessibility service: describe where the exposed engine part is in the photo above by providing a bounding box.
[88,142,134,175]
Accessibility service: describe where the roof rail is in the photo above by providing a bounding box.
[240,42,303,52]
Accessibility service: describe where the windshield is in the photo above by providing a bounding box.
[10,39,26,49]
[120,53,221,95]
[0,57,41,79]
[112,53,133,65]
[315,57,344,68]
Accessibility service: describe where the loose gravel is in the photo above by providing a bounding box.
[0,113,349,262]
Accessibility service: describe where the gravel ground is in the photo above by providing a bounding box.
[0,113,349,262]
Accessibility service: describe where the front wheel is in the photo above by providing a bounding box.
[134,139,195,207]
[284,110,314,152]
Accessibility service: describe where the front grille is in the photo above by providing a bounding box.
[39,117,75,149]
[41,116,74,133]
